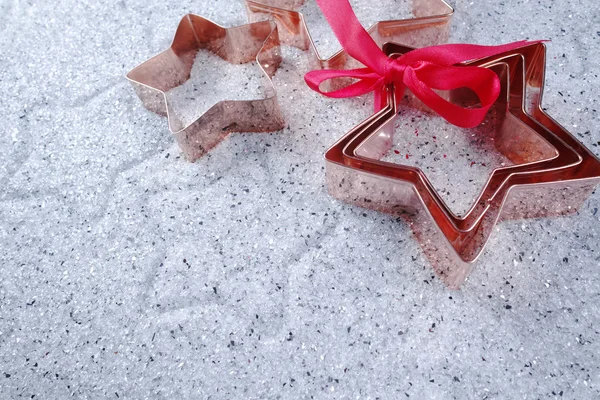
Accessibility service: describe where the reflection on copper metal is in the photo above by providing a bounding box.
[126,15,285,162]
[325,42,600,288]
[244,0,454,71]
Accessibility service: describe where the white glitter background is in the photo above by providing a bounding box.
[1,0,599,398]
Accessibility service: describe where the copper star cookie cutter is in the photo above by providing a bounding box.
[127,15,285,162]
[244,0,454,71]
[326,42,600,288]
[350,44,583,253]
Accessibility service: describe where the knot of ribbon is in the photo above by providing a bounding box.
[304,0,543,128]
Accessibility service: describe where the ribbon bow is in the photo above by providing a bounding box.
[304,0,542,128]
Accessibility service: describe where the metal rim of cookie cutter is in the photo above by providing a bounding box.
[350,43,581,237]
[325,42,600,288]
[244,0,454,71]
[126,14,285,162]
[336,58,576,284]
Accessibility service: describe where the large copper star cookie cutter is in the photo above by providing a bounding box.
[351,43,583,254]
[127,15,285,162]
[325,42,600,288]
[244,0,454,70]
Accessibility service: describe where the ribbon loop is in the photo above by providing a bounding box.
[304,0,542,129]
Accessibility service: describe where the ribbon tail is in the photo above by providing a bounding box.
[399,40,546,66]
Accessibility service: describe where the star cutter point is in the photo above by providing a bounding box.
[127,14,285,162]
[325,42,600,288]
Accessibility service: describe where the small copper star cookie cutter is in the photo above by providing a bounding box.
[326,42,600,288]
[126,15,285,162]
[244,0,454,71]
[127,3,454,161]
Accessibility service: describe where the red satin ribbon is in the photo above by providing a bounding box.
[304,0,542,128]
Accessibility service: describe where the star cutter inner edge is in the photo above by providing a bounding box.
[244,0,454,71]
[351,43,582,239]
[127,14,285,162]
[325,42,600,288]
[375,42,600,251]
